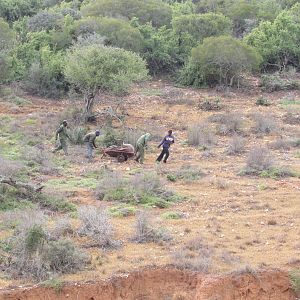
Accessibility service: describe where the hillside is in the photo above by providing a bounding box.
[0,80,299,299]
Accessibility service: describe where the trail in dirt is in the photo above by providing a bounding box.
[0,267,296,300]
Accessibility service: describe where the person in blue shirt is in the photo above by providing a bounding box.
[156,130,175,163]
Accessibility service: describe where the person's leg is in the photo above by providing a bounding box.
[135,145,140,162]
[87,143,93,161]
[139,147,145,163]
[61,139,68,155]
[156,149,165,162]
[163,148,170,163]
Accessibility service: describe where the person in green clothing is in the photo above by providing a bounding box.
[83,130,100,161]
[135,133,151,164]
[52,120,70,155]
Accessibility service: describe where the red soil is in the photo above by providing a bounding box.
[0,267,296,300]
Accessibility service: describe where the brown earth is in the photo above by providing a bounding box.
[0,267,296,300]
[0,81,300,298]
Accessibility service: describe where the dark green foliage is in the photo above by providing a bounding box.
[24,224,46,253]
[245,6,300,70]
[27,11,63,32]
[0,0,43,22]
[256,97,271,106]
[45,239,88,273]
[173,13,232,43]
[69,126,88,145]
[73,17,144,53]
[260,74,299,92]
[134,21,184,74]
[181,35,261,87]
[81,0,172,28]
[24,46,67,98]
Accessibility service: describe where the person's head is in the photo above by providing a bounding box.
[168,130,173,136]
[145,133,151,141]
[62,120,68,127]
[95,130,100,136]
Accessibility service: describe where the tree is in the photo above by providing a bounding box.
[27,11,63,32]
[0,18,15,83]
[81,0,172,28]
[245,7,300,70]
[64,44,148,119]
[133,21,183,74]
[72,17,144,52]
[180,35,262,87]
[0,0,43,22]
[173,13,232,44]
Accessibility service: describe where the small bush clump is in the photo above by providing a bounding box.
[109,205,136,217]
[96,171,181,208]
[132,211,172,244]
[261,74,299,92]
[78,206,120,249]
[172,237,213,272]
[69,126,88,145]
[187,123,216,148]
[253,113,278,134]
[1,211,87,281]
[161,211,183,220]
[198,98,222,111]
[227,135,245,155]
[167,164,205,182]
[245,146,274,174]
[290,269,300,293]
[209,113,243,135]
[256,97,271,106]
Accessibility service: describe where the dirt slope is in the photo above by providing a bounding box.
[0,267,296,300]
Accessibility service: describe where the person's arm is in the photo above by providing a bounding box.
[65,128,71,140]
[158,136,166,148]
[91,136,97,148]
[55,126,62,140]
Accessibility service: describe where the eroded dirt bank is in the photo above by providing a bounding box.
[0,267,296,300]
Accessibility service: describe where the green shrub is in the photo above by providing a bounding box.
[25,224,46,253]
[256,97,271,106]
[81,0,172,28]
[173,13,232,44]
[109,205,136,217]
[180,35,261,87]
[24,47,67,98]
[161,211,183,220]
[168,164,204,182]
[96,171,182,208]
[69,126,87,145]
[290,269,300,293]
[37,194,77,213]
[45,239,88,273]
[260,74,299,92]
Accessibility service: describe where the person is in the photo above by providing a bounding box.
[83,130,100,161]
[52,120,70,155]
[135,133,151,164]
[156,130,175,163]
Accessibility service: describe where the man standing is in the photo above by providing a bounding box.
[156,130,175,163]
[83,130,100,161]
[135,133,151,164]
[52,120,70,155]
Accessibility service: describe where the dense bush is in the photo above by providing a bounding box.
[245,7,300,70]
[73,17,144,53]
[180,35,262,87]
[27,11,63,32]
[81,0,172,28]
[24,47,67,98]
[173,13,232,44]
[260,74,299,92]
